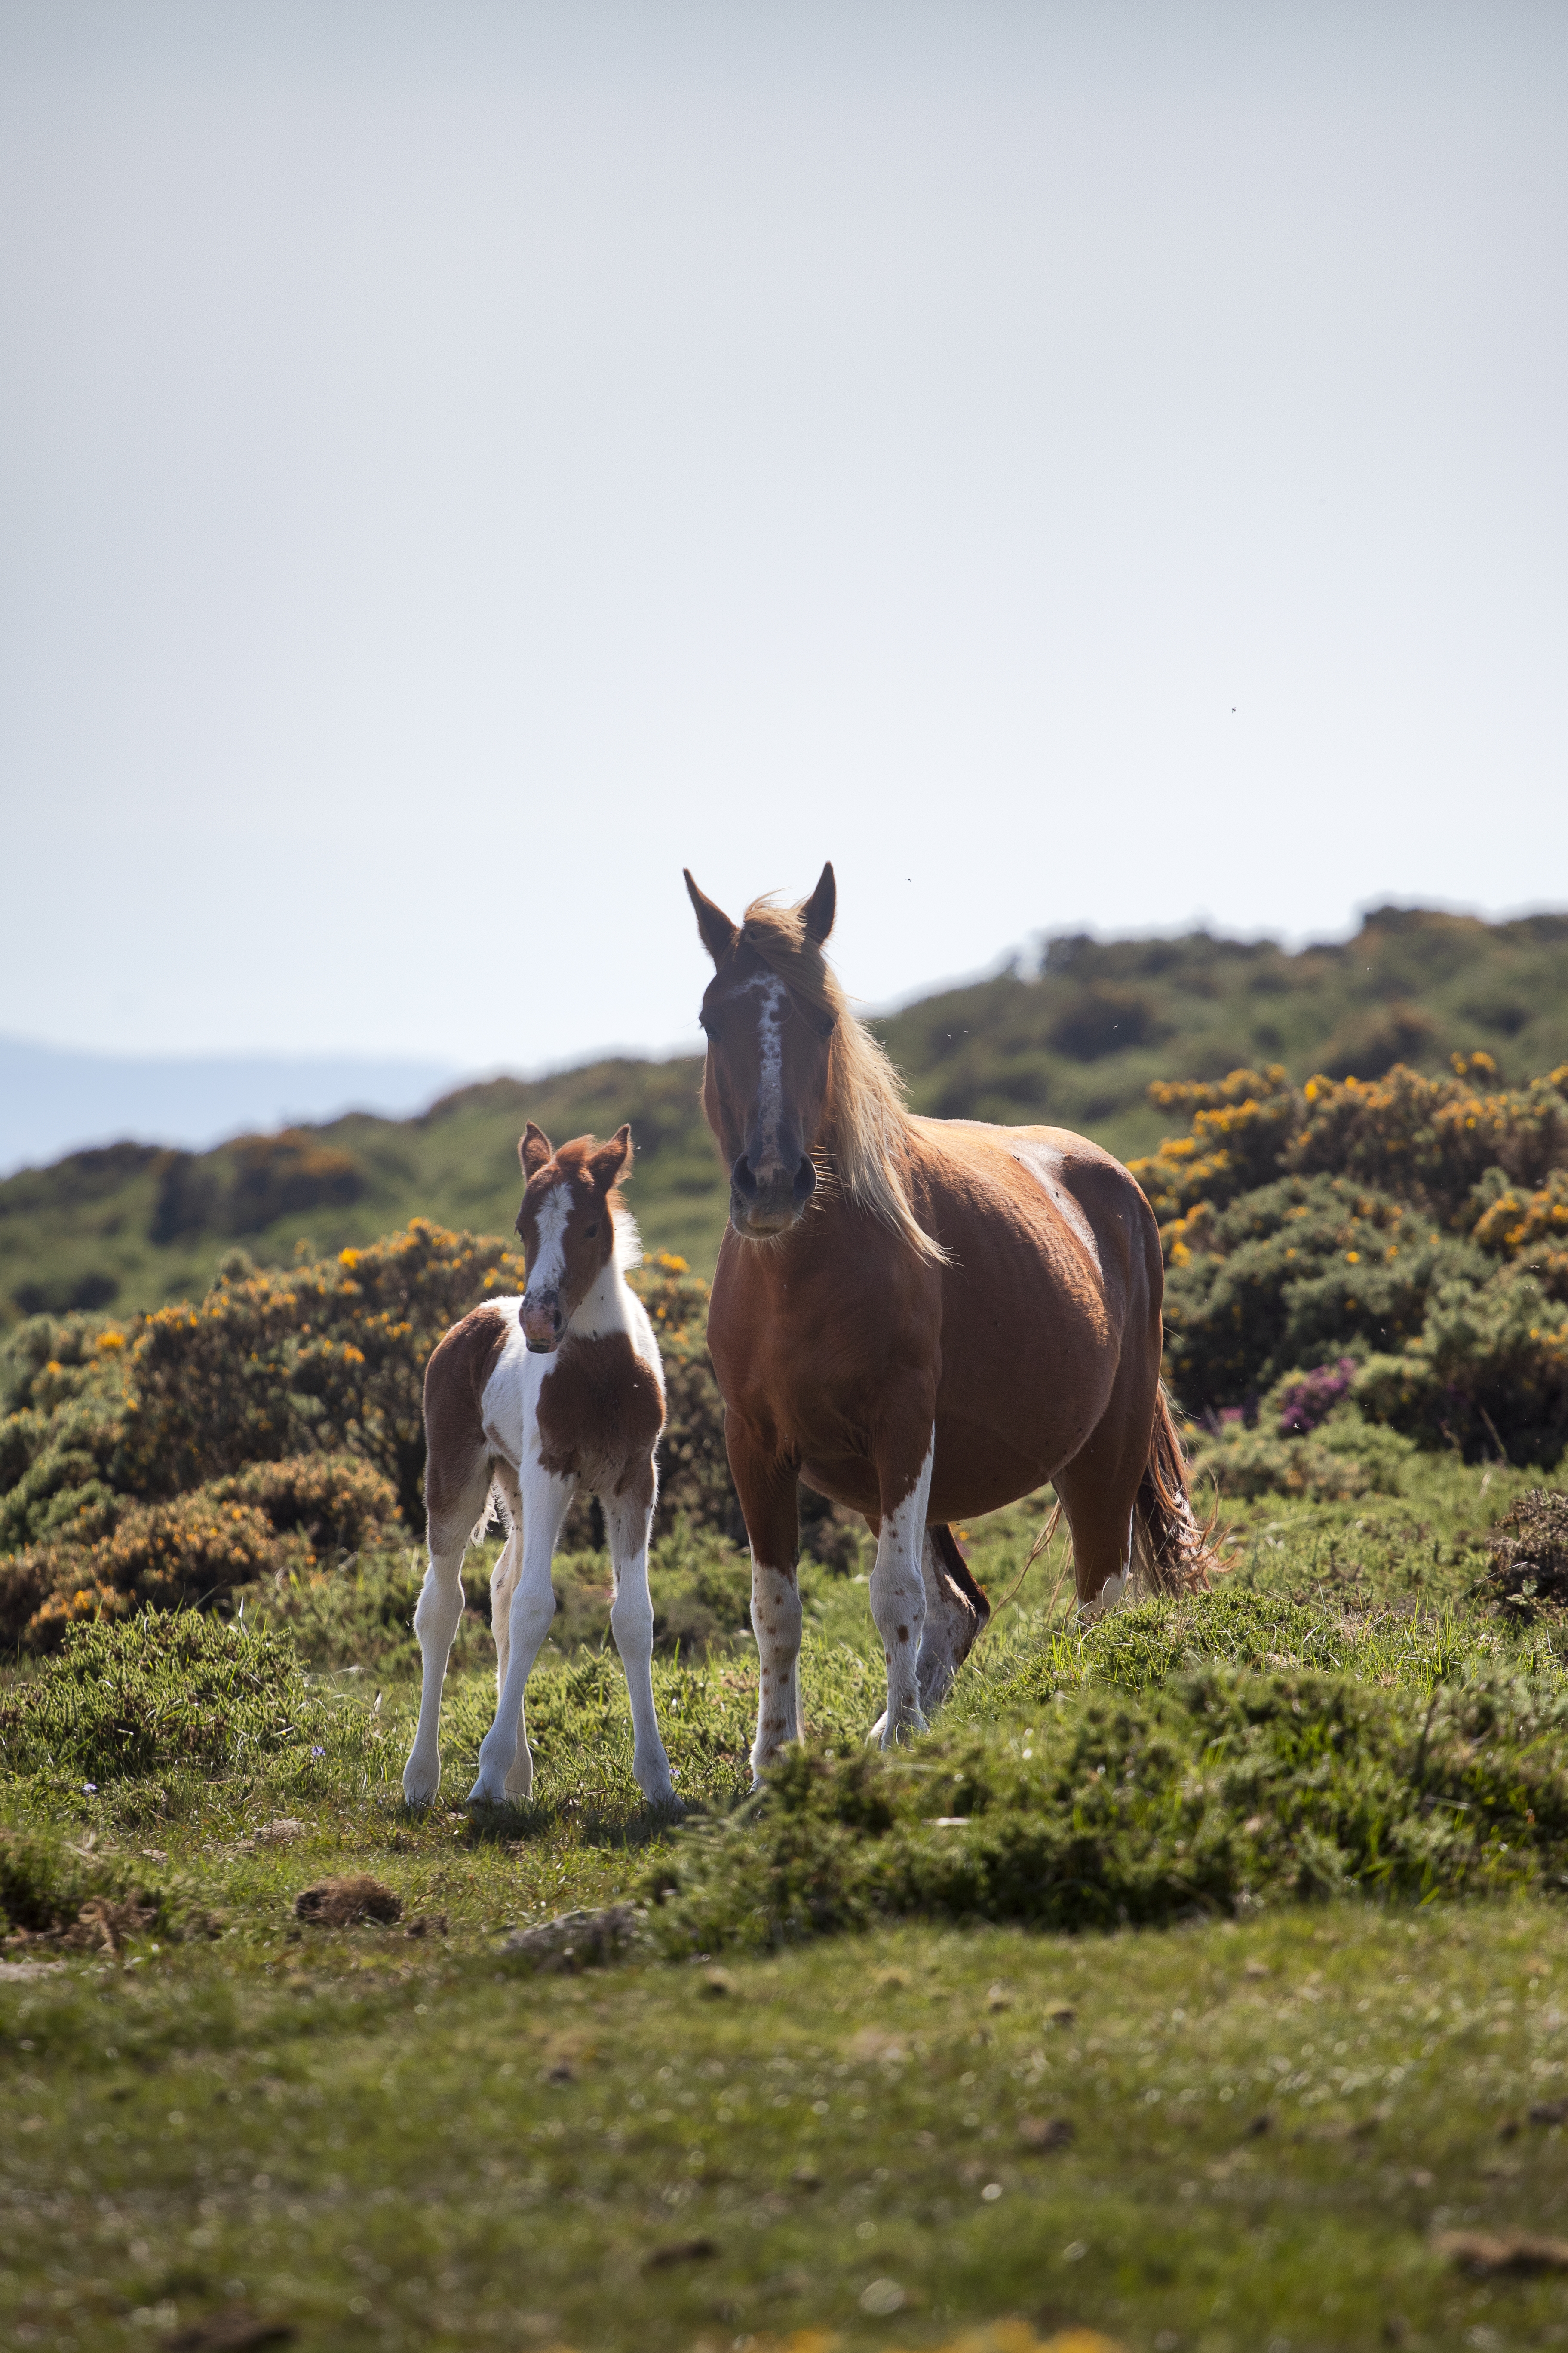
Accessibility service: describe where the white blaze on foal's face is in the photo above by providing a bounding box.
[513,1125,632,1352]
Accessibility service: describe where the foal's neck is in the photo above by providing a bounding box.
[568,1253,636,1341]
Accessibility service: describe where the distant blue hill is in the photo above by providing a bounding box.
[0,1037,462,1176]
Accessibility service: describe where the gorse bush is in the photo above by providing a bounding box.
[0,1222,735,1646]
[1135,1056,1568,1463]
[0,1453,401,1652]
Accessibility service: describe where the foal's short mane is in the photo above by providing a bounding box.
[739,894,948,1265]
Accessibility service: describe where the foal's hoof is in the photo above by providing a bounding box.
[466,1772,509,1807]
[644,1788,686,1821]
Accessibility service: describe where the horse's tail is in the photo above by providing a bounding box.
[1132,1385,1223,1595]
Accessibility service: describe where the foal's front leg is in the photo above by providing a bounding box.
[868,1421,937,1747]
[468,1466,573,1805]
[602,1482,680,1812]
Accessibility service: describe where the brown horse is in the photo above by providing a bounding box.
[684,861,1212,1782]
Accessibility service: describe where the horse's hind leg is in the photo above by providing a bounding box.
[915,1526,989,1713]
[403,1446,493,1807]
[1052,1337,1160,1621]
[603,1471,678,1812]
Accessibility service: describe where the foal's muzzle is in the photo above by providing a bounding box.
[730,1152,816,1237]
[521,1292,565,1352]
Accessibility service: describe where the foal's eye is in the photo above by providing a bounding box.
[583,1222,599,1239]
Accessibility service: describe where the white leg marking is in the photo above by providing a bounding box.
[750,1557,804,1784]
[914,1528,976,1714]
[869,1431,936,1747]
[1080,1511,1138,1625]
[468,1467,574,1805]
[487,1463,531,1796]
[403,1531,470,1807]
[603,1491,680,1812]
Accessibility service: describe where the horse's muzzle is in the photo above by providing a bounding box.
[730,1152,816,1237]
[520,1293,564,1352]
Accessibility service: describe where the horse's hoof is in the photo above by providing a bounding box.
[645,1788,685,1820]
[402,1766,439,1808]
[466,1775,506,1807]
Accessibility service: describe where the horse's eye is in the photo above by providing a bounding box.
[584,1222,599,1239]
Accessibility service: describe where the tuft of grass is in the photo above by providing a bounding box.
[0,1610,364,1788]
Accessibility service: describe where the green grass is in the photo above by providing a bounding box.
[8,1458,1568,2349]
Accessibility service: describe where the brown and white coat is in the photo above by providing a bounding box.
[402,1127,677,1812]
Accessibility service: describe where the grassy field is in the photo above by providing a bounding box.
[9,1459,1568,2351]
[6,903,1567,1323]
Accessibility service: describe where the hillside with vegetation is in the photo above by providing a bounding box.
[6,906,1568,2350]
[5,902,1568,1324]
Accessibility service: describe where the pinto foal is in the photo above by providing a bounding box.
[401,1124,678,1812]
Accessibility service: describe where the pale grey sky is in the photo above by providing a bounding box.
[3,0,1565,1072]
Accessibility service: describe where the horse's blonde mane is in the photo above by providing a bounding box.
[739,893,948,1265]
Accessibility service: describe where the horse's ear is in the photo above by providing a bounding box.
[588,1124,632,1192]
[684,869,739,965]
[801,861,836,945]
[519,1123,553,1179]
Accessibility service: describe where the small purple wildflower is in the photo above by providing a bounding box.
[310,1745,326,1758]
[82,1781,98,1794]
[1279,1356,1357,1437]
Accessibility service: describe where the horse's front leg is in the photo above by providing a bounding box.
[602,1479,680,1812]
[468,1466,573,1805]
[868,1418,936,1747]
[727,1417,803,1785]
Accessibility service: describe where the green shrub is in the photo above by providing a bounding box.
[0,1609,322,1781]
[644,1663,1568,1952]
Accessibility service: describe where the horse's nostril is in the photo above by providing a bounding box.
[792,1157,817,1207]
[731,1153,758,1200]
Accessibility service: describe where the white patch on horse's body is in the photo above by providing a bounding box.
[402,1249,675,1815]
[1001,1137,1104,1276]
[865,1429,937,1748]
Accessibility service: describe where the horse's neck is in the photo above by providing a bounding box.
[569,1258,635,1342]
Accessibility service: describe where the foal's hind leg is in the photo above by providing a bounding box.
[603,1472,679,1812]
[403,1451,493,1807]
[487,1462,533,1798]
[469,1464,573,1805]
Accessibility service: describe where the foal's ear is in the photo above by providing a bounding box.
[519,1123,554,1179]
[684,868,739,965]
[801,860,836,945]
[588,1124,632,1192]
